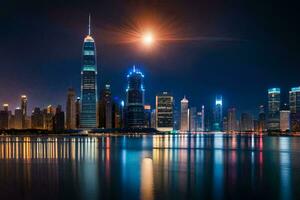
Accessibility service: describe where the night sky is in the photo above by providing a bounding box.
[0,0,299,115]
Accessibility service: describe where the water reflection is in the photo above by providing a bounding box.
[0,134,299,200]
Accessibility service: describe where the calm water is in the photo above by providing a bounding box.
[0,134,300,200]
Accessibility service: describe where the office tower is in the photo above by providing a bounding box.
[241,113,253,132]
[268,88,281,131]
[223,116,228,132]
[155,92,174,132]
[21,95,28,128]
[14,108,23,129]
[189,107,197,132]
[31,107,44,129]
[125,66,145,128]
[289,87,300,132]
[258,105,267,132]
[228,107,237,132]
[144,105,151,128]
[151,109,156,129]
[195,111,203,132]
[112,97,123,128]
[173,101,180,131]
[53,105,65,131]
[98,84,112,128]
[0,106,9,129]
[213,95,223,131]
[80,15,98,128]
[75,97,81,128]
[201,105,205,131]
[43,105,54,130]
[280,104,290,132]
[180,96,189,132]
[66,88,76,129]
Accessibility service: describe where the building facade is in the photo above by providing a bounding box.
[155,92,173,132]
[213,95,223,131]
[268,88,281,131]
[66,88,76,129]
[289,87,300,132]
[98,84,112,128]
[180,96,189,132]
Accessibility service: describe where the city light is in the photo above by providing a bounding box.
[142,32,154,46]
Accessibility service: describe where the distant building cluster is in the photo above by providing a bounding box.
[1,17,299,134]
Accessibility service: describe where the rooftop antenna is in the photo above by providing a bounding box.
[88,13,91,35]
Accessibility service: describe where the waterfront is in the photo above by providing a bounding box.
[0,134,300,200]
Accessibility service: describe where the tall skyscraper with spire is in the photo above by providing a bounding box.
[80,14,98,128]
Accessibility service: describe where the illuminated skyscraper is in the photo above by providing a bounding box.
[53,105,65,131]
[155,92,174,132]
[268,88,281,131]
[180,96,189,132]
[125,66,145,128]
[0,105,9,129]
[80,15,98,128]
[258,105,267,132]
[213,95,223,131]
[75,97,81,128]
[280,104,290,132]
[31,107,43,129]
[189,107,197,132]
[14,108,23,129]
[21,95,28,128]
[66,88,76,129]
[144,105,151,128]
[289,87,300,132]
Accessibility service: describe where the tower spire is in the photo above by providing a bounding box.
[88,13,91,35]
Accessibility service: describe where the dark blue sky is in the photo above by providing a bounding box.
[0,0,299,116]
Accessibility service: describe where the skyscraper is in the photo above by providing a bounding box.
[31,107,44,129]
[268,88,281,131]
[289,87,300,132]
[240,112,253,132]
[189,107,197,132]
[98,84,112,128]
[180,96,189,132]
[66,88,76,129]
[53,105,65,131]
[227,107,237,132]
[258,105,267,132]
[14,108,23,129]
[280,104,290,132]
[75,97,81,128]
[155,92,174,132]
[213,95,223,131]
[125,66,145,128]
[80,15,98,128]
[0,105,9,129]
[21,95,28,129]
[144,105,151,128]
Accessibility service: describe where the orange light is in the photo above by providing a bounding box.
[142,32,154,46]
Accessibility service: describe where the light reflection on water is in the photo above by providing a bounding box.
[0,134,300,200]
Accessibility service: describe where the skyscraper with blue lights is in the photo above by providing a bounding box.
[267,88,280,131]
[213,95,223,131]
[80,15,98,128]
[289,86,300,132]
[125,66,145,128]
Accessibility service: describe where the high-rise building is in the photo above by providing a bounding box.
[31,107,44,129]
[155,92,174,132]
[21,95,28,128]
[75,97,81,128]
[144,105,151,128]
[112,97,123,128]
[0,106,9,129]
[173,101,180,131]
[241,113,253,132]
[195,111,203,132]
[125,66,145,128]
[53,105,65,131]
[98,84,112,128]
[14,108,23,129]
[289,87,300,132]
[180,96,189,132]
[213,95,223,131]
[258,105,267,132]
[189,107,197,132]
[268,88,281,131]
[43,105,54,130]
[150,109,156,129]
[201,105,205,131]
[280,104,290,132]
[227,107,237,132]
[80,15,98,128]
[66,88,76,129]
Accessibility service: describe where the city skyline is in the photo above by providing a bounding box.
[0,1,299,114]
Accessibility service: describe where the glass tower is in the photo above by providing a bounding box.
[267,88,281,131]
[213,95,223,131]
[125,66,145,128]
[289,86,300,132]
[80,15,98,128]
